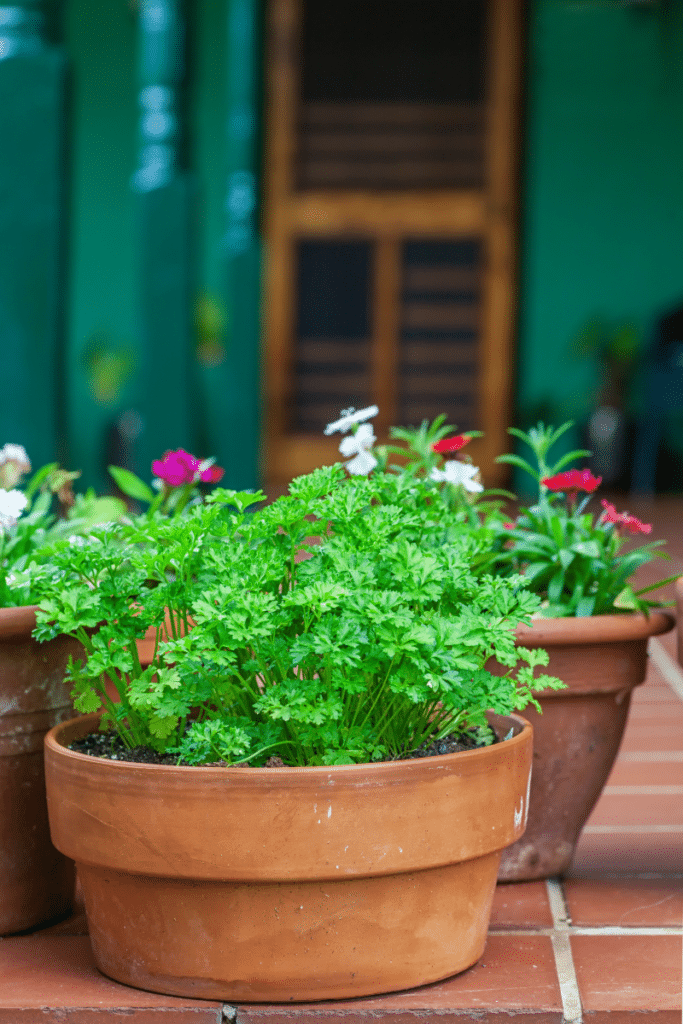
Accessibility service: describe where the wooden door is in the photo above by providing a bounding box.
[263,0,523,486]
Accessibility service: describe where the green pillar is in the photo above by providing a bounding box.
[131,0,194,478]
[0,1,67,467]
[204,0,261,489]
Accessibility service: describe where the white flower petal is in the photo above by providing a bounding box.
[0,444,30,467]
[324,405,379,436]
[0,488,28,519]
[345,450,378,476]
[431,462,483,492]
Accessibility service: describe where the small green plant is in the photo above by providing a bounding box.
[488,422,677,617]
[0,444,125,608]
[33,465,559,766]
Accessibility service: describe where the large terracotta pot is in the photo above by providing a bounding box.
[0,605,84,933]
[495,611,674,882]
[45,711,532,1002]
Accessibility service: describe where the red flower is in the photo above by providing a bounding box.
[502,522,516,530]
[200,464,224,484]
[431,435,470,454]
[542,469,602,494]
[152,449,224,487]
[600,500,651,535]
[599,501,621,525]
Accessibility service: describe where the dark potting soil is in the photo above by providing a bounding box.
[68,728,497,767]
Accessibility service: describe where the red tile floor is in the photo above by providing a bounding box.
[1,500,682,1022]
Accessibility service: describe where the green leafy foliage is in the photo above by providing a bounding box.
[488,422,674,616]
[31,472,553,767]
[1,460,126,609]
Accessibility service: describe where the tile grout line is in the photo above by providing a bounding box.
[648,638,683,705]
[546,879,583,1024]
[492,926,683,936]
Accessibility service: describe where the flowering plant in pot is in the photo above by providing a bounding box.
[482,422,676,880]
[330,411,676,881]
[38,463,556,1001]
[0,444,126,934]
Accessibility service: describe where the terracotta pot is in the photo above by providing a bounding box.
[136,610,193,666]
[494,610,674,882]
[45,711,532,1002]
[675,578,683,666]
[0,605,83,933]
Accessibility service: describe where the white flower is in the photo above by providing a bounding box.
[0,444,30,467]
[339,422,378,476]
[0,488,28,532]
[0,443,31,489]
[430,461,483,492]
[324,405,379,436]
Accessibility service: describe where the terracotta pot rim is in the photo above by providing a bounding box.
[0,604,39,639]
[46,710,532,781]
[515,609,674,646]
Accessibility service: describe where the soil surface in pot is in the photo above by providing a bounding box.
[68,727,498,766]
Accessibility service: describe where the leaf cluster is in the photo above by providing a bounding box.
[488,423,675,616]
[1,463,126,608]
[32,466,554,766]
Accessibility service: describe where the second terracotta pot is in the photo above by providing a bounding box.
[494,611,674,882]
[46,711,532,1002]
[0,605,83,934]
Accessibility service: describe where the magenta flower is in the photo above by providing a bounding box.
[152,449,224,488]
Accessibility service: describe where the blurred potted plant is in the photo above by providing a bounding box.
[358,411,676,881]
[38,461,550,1001]
[485,422,675,880]
[0,444,125,933]
[574,319,641,487]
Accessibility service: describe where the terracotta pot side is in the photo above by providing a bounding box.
[0,606,83,934]
[45,711,532,1001]
[495,611,674,882]
[136,611,194,667]
[674,578,683,667]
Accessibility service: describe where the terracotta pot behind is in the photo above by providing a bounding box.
[675,578,683,666]
[0,606,83,933]
[494,611,674,882]
[46,711,532,1002]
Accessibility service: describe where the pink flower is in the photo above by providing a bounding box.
[502,522,516,530]
[542,469,602,495]
[152,449,224,487]
[431,435,470,454]
[600,500,651,535]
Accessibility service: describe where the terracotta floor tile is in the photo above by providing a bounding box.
[619,728,683,752]
[241,936,562,1017]
[0,936,221,1015]
[563,877,683,926]
[586,792,683,827]
[572,934,683,1011]
[631,681,680,703]
[606,760,683,787]
[489,881,554,929]
[627,704,683,722]
[29,910,89,936]
[571,829,683,876]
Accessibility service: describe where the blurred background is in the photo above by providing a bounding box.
[1,0,683,496]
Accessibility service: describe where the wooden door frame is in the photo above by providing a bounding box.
[262,0,524,487]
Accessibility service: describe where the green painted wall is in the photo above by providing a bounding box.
[64,0,260,493]
[64,0,138,491]
[518,0,683,448]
